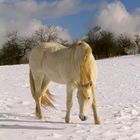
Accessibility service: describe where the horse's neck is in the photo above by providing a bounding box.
[65,46,84,82]
[67,47,81,65]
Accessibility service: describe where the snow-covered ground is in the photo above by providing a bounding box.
[0,55,140,140]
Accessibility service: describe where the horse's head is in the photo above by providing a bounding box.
[76,42,96,121]
[77,81,93,121]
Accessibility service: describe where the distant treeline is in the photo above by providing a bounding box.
[85,26,140,59]
[0,26,140,65]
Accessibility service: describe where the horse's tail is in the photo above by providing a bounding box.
[41,89,55,108]
[29,69,55,108]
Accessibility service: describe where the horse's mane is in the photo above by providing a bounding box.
[80,47,92,84]
[69,40,93,86]
[70,41,92,89]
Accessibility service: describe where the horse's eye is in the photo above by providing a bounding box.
[90,82,92,86]
[88,97,90,100]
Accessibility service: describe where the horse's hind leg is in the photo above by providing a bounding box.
[35,97,42,119]
[36,76,51,119]
[33,73,44,119]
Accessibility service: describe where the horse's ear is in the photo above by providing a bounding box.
[76,40,83,46]
[80,47,92,85]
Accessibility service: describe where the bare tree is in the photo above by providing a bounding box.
[0,26,70,65]
[33,26,61,43]
[0,32,22,65]
[0,32,36,65]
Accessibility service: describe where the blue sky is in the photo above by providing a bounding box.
[38,0,140,40]
[0,0,140,44]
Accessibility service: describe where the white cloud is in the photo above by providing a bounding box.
[1,0,95,46]
[94,1,140,36]
[38,0,96,19]
[55,26,72,42]
[0,0,97,19]
[0,0,97,46]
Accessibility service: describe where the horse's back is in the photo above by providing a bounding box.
[29,42,69,82]
[40,42,66,52]
[29,42,66,66]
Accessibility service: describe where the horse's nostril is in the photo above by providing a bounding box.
[88,97,90,100]
[79,115,88,121]
[83,116,87,121]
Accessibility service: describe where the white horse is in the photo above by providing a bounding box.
[29,40,100,124]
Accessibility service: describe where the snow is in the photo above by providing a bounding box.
[0,55,140,140]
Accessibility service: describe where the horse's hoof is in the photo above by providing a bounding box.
[37,116,43,120]
[38,116,43,120]
[65,116,70,123]
[95,120,100,125]
[65,120,70,123]
[36,113,43,120]
[65,119,70,123]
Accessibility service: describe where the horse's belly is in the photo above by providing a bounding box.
[50,76,66,84]
[45,71,68,84]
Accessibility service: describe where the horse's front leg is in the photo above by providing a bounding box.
[92,85,101,124]
[65,84,75,123]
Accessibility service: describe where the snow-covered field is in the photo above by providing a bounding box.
[0,55,140,140]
